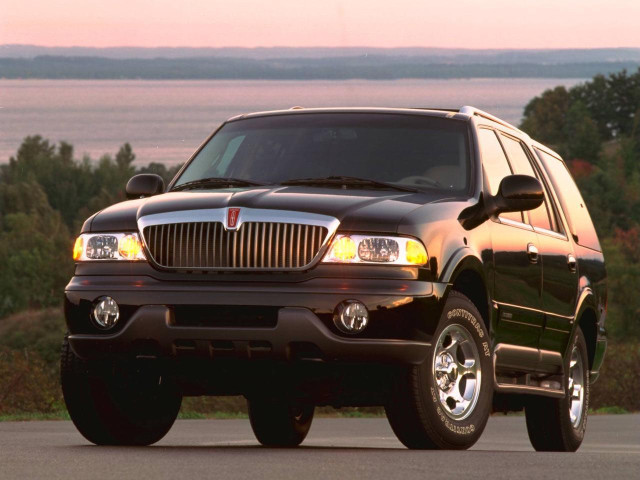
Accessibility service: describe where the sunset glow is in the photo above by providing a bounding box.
[1,0,639,49]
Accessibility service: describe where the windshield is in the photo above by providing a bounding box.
[174,113,471,193]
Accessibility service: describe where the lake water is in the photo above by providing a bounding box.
[0,78,584,166]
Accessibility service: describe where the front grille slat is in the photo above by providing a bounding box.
[267,223,273,268]
[144,221,327,270]
[172,224,177,267]
[253,223,259,268]
[260,223,266,268]
[303,225,308,268]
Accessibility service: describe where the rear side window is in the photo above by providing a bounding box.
[498,134,554,232]
[477,128,522,223]
[536,148,601,251]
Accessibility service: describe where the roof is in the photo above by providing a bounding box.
[226,106,527,137]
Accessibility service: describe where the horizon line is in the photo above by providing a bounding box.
[3,44,640,52]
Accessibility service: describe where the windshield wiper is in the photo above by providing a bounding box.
[171,177,266,191]
[280,176,420,193]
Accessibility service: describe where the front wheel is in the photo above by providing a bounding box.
[385,291,493,449]
[248,397,315,447]
[524,328,589,452]
[61,336,182,446]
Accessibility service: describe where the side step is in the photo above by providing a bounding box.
[492,344,566,398]
[494,372,565,398]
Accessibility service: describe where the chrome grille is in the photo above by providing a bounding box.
[143,222,328,269]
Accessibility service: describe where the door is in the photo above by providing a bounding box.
[478,128,544,354]
[499,134,579,369]
[531,148,581,357]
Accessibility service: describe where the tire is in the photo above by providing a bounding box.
[248,397,315,447]
[524,328,589,452]
[385,290,493,449]
[61,335,182,446]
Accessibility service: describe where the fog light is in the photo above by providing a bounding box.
[333,300,369,334]
[92,296,120,329]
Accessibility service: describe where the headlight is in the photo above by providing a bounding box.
[72,233,146,261]
[323,234,428,266]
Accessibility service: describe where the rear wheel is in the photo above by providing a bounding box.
[385,291,493,449]
[248,397,315,447]
[525,328,589,452]
[61,336,182,446]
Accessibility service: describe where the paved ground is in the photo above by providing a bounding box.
[0,415,638,479]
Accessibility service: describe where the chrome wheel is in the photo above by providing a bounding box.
[432,324,481,421]
[568,344,585,428]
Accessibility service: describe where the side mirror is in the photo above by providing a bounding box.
[493,174,544,215]
[126,174,165,199]
[458,175,544,230]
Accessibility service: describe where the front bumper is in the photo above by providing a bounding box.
[69,305,432,364]
[65,273,448,365]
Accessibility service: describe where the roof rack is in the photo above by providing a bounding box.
[458,106,527,136]
[411,107,459,113]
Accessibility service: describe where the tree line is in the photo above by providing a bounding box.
[0,140,180,317]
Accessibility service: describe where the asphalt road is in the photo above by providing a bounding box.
[1,415,638,479]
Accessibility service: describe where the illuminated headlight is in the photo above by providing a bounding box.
[73,233,146,261]
[323,234,428,266]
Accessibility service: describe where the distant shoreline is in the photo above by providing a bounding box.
[0,56,637,80]
[0,77,589,83]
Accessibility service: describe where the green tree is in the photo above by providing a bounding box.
[0,181,72,316]
[520,86,570,145]
[563,102,601,163]
[521,67,640,144]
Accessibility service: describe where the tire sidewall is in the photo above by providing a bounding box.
[420,292,493,447]
[561,329,589,446]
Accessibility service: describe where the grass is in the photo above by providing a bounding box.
[317,410,384,418]
[590,406,630,415]
[0,410,249,422]
[0,406,633,422]
[0,410,70,422]
[178,411,248,420]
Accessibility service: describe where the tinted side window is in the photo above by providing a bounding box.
[499,134,553,231]
[477,128,522,222]
[536,148,601,251]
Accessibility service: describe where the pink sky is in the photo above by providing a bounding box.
[1,0,639,49]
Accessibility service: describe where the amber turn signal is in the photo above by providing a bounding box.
[118,234,144,260]
[72,236,84,261]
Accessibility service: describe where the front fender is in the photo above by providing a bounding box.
[439,246,486,285]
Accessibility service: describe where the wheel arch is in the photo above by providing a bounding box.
[575,296,598,371]
[444,253,491,334]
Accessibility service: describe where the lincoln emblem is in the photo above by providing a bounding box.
[227,207,241,229]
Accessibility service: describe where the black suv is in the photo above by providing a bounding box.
[62,106,606,451]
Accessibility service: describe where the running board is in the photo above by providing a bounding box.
[493,351,566,398]
[494,374,565,398]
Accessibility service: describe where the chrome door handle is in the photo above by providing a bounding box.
[527,243,539,264]
[567,254,577,272]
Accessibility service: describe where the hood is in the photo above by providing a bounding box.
[86,186,451,234]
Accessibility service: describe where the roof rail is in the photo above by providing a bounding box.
[459,106,527,136]
[411,107,459,113]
